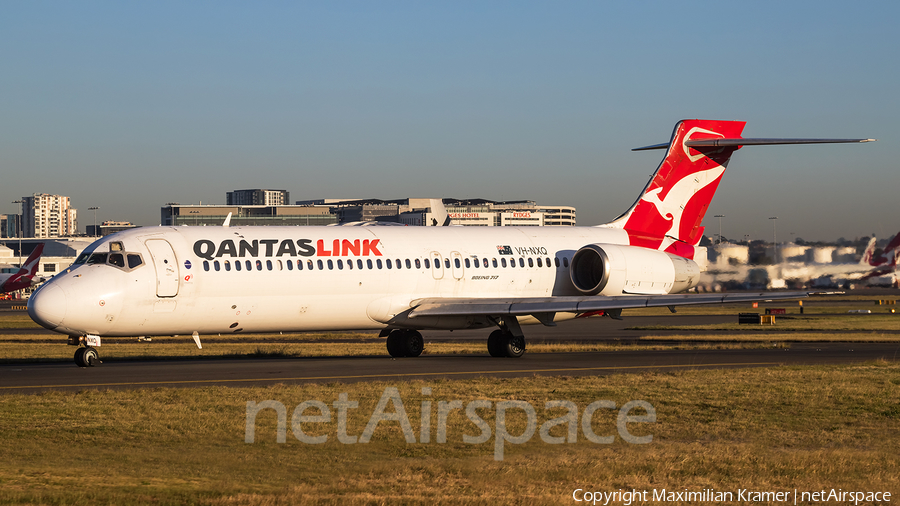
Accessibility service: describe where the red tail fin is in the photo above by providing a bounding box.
[1,243,45,293]
[606,120,746,255]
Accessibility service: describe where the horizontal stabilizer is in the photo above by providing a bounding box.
[686,138,876,148]
[633,138,875,151]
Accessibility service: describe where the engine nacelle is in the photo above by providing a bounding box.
[569,243,701,296]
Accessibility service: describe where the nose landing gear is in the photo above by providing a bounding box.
[74,346,101,367]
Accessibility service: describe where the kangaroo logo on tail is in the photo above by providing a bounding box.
[605,120,746,258]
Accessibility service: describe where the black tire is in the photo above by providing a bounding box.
[386,331,406,358]
[487,330,506,357]
[74,347,87,367]
[83,347,100,366]
[503,335,526,358]
[403,331,424,358]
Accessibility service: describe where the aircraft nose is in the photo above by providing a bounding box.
[28,284,68,330]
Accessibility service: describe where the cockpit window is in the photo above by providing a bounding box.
[110,241,124,252]
[108,253,125,268]
[87,253,108,265]
[127,254,143,269]
[75,252,90,265]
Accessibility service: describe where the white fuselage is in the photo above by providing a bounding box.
[27,225,663,337]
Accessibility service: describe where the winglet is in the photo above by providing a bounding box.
[222,212,232,227]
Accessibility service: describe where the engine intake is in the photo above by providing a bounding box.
[569,243,700,296]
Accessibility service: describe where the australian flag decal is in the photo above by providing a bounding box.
[497,245,512,255]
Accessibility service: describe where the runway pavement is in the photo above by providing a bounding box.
[2,342,898,394]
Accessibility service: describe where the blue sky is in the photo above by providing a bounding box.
[2,1,897,241]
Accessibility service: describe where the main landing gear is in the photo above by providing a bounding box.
[74,347,100,367]
[487,330,525,358]
[386,329,425,358]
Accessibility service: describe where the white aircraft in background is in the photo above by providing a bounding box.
[26,120,874,366]
[0,243,45,295]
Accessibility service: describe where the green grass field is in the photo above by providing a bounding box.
[1,363,897,505]
[1,295,898,504]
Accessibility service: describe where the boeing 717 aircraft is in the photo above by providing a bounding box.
[26,120,874,366]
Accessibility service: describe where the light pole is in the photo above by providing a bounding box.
[89,207,99,236]
[714,214,725,244]
[769,217,778,264]
[11,200,23,267]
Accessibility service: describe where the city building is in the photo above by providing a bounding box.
[86,221,140,237]
[226,189,290,206]
[21,194,77,238]
[0,214,20,239]
[161,204,336,227]
[297,198,577,227]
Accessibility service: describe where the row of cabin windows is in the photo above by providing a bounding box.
[201,256,572,273]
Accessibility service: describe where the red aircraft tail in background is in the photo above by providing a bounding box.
[0,243,45,294]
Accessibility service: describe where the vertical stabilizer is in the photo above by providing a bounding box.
[604,120,746,257]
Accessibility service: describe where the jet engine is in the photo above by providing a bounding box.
[569,243,700,296]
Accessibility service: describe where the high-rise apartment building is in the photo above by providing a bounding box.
[21,194,78,238]
[226,189,290,206]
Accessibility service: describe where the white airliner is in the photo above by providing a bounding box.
[26,120,874,367]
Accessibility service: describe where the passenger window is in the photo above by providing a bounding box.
[88,253,108,265]
[546,257,551,268]
[367,259,373,269]
[415,258,421,269]
[454,258,461,268]
[286,260,292,271]
[357,259,363,269]
[501,258,507,268]
[386,259,392,269]
[492,259,497,268]
[519,258,525,268]
[276,260,282,270]
[108,253,125,268]
[215,261,221,271]
[256,260,263,271]
[406,259,411,269]
[555,257,560,268]
[465,258,471,268]
[424,259,430,269]
[266,260,272,271]
[563,257,569,268]
[528,258,534,268]
[308,260,314,270]
[327,260,334,270]
[377,259,383,269]
[483,258,489,268]
[396,259,401,269]
[444,259,450,269]
[346,259,352,270]
[536,258,542,267]
[236,261,242,271]
[296,260,301,270]
[127,254,143,269]
[337,259,343,270]
[224,260,231,271]
[203,260,210,271]
[317,260,324,270]
[246,260,252,271]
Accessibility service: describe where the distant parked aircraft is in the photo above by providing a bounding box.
[0,243,45,294]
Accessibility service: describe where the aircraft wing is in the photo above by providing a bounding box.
[409,291,812,319]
